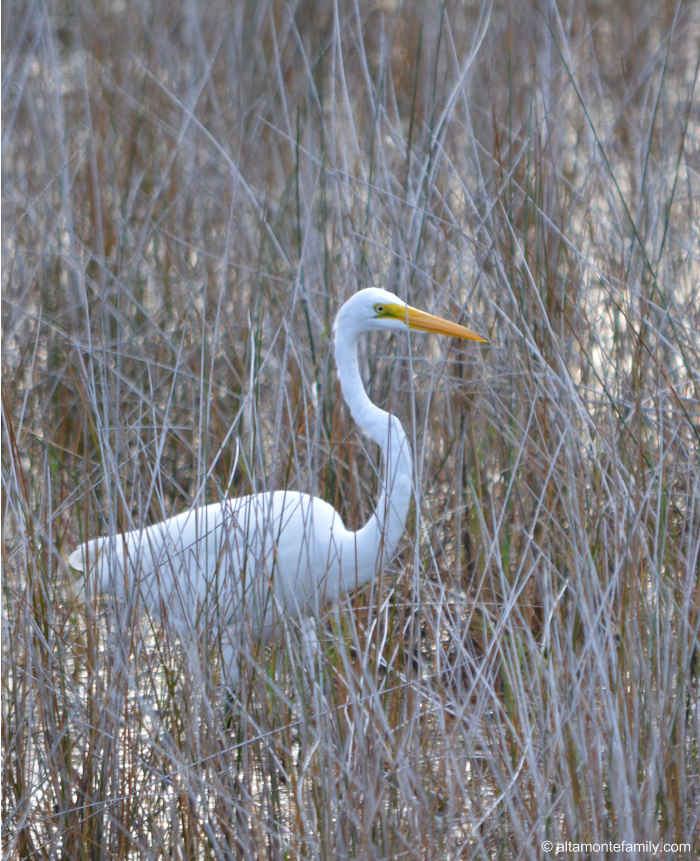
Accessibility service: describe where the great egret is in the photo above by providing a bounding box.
[68,288,486,685]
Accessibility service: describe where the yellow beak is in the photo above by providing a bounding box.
[402,304,487,342]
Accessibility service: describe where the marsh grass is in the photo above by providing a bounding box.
[2,1,700,857]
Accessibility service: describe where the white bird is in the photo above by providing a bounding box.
[68,288,486,686]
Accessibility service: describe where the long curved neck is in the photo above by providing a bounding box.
[334,326,413,589]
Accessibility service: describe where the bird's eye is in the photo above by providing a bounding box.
[374,304,385,314]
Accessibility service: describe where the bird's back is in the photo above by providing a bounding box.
[68,491,348,639]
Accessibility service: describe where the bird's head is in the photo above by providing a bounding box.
[334,287,487,342]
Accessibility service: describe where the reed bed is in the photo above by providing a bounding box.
[2,1,699,857]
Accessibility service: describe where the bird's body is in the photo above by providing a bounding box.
[68,288,485,684]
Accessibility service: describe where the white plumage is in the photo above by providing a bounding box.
[68,288,486,685]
